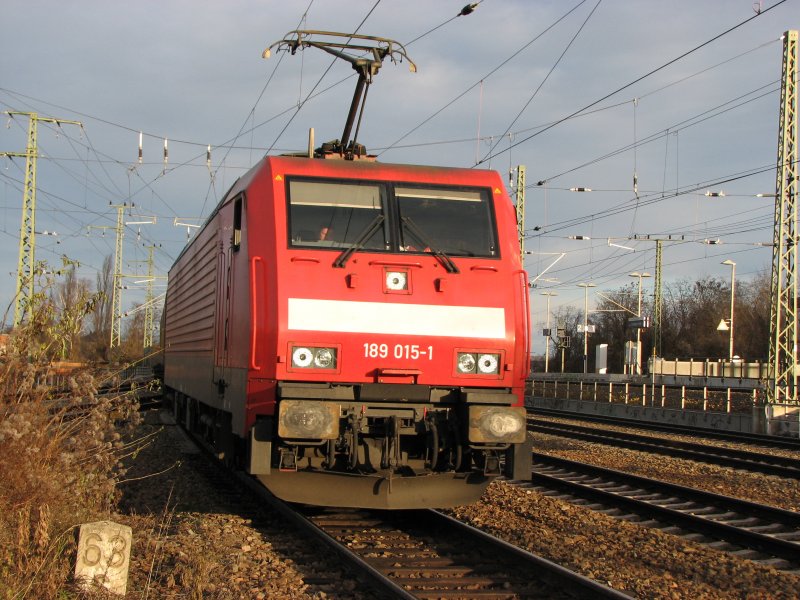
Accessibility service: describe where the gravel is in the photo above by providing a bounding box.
[111,409,800,599]
[534,417,800,511]
[448,478,800,599]
[113,410,375,599]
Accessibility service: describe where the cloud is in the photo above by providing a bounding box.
[0,0,791,328]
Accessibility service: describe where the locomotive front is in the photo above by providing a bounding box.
[247,157,532,508]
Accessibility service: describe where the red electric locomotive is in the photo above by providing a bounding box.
[162,32,532,509]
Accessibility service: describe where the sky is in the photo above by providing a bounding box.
[0,0,796,350]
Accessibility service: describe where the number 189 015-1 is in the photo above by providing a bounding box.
[363,343,434,360]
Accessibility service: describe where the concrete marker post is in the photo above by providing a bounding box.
[75,521,132,595]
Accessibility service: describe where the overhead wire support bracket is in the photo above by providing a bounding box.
[524,251,565,287]
[264,30,416,158]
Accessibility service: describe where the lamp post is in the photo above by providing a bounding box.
[628,272,651,375]
[577,283,596,373]
[541,291,558,373]
[722,259,736,360]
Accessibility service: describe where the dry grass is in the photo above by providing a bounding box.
[0,270,143,599]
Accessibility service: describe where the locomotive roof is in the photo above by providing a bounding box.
[210,156,501,222]
[170,154,504,271]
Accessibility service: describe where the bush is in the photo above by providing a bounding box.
[0,264,141,598]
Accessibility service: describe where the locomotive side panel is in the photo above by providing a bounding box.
[164,217,219,404]
[210,192,251,435]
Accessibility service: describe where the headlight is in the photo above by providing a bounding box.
[457,352,501,375]
[457,353,477,373]
[385,270,408,291]
[278,400,339,439]
[468,405,526,443]
[291,346,337,369]
[292,347,313,368]
[477,353,500,374]
[314,348,334,368]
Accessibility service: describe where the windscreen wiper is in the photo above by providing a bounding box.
[401,216,460,274]
[333,214,385,268]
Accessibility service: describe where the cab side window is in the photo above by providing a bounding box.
[233,196,243,251]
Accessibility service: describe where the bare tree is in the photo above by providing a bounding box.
[546,269,771,374]
[118,303,145,361]
[661,277,728,360]
[50,263,92,360]
[592,284,639,373]
[640,271,769,365]
[730,271,770,361]
[87,255,113,360]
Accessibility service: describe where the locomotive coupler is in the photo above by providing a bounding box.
[483,451,501,476]
[278,447,298,472]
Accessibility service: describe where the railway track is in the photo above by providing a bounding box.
[523,454,800,571]
[530,407,800,451]
[175,411,627,599]
[39,374,162,417]
[529,418,800,479]
[292,506,630,599]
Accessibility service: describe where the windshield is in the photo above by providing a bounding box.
[288,180,386,249]
[396,187,497,257]
[287,178,498,258]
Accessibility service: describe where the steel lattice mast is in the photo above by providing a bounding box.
[514,165,526,257]
[143,245,155,348]
[1,112,81,326]
[631,235,685,358]
[88,204,127,348]
[110,204,125,349]
[11,116,36,328]
[768,30,799,403]
[653,239,663,357]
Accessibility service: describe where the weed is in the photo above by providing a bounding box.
[0,262,143,599]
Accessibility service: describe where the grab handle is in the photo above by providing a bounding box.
[368,260,423,268]
[250,256,263,371]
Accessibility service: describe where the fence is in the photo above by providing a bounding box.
[529,377,760,414]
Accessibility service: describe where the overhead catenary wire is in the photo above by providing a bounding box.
[199,0,317,216]
[526,158,793,238]
[378,0,591,157]
[0,2,502,284]
[481,0,603,162]
[0,31,778,183]
[476,0,790,166]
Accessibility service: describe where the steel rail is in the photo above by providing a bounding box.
[426,510,631,599]
[529,454,800,566]
[530,407,800,451]
[529,419,800,479]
